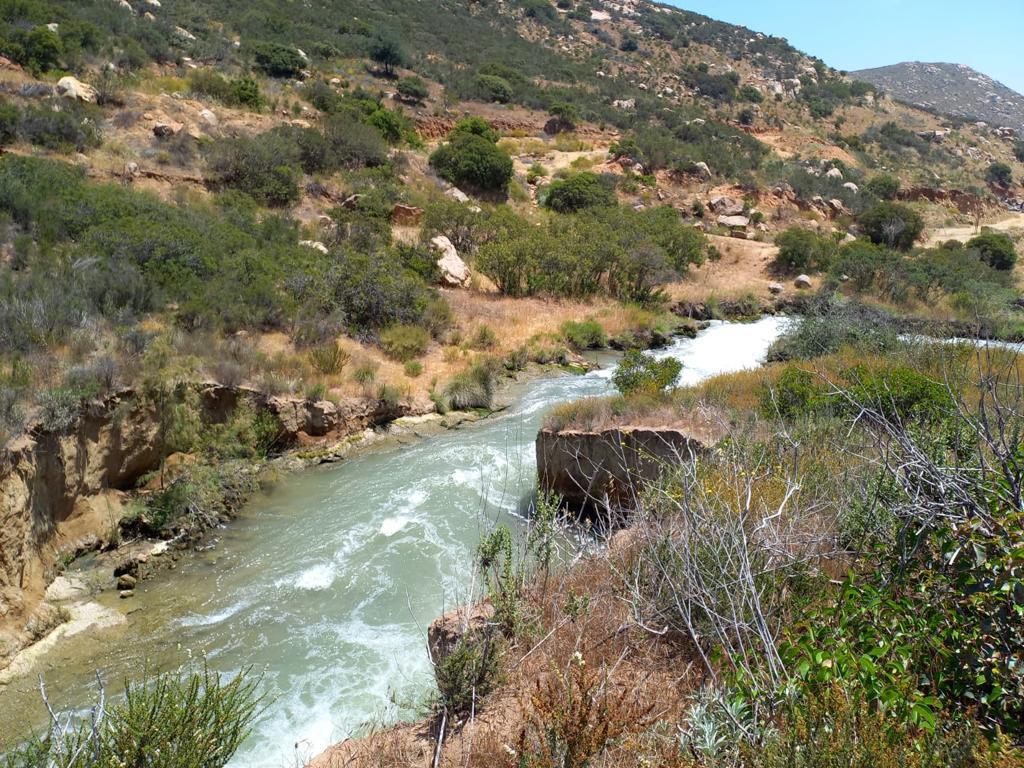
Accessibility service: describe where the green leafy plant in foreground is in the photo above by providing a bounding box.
[3,666,262,768]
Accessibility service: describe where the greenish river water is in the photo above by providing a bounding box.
[0,317,791,766]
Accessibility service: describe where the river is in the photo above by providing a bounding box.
[0,316,791,766]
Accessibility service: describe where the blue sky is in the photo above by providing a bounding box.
[665,1,1024,94]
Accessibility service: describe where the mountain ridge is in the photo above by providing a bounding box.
[853,61,1024,130]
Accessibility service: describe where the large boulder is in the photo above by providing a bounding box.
[56,76,97,103]
[794,274,813,289]
[717,214,750,229]
[427,601,495,665]
[430,236,470,287]
[708,196,744,216]
[537,426,720,515]
[392,204,424,226]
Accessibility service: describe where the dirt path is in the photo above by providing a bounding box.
[925,213,1024,246]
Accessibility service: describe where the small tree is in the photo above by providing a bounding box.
[429,133,513,193]
[773,227,833,273]
[544,172,616,213]
[396,75,428,102]
[967,232,1018,271]
[369,34,405,77]
[864,174,900,201]
[986,161,1013,187]
[611,350,682,396]
[859,201,923,251]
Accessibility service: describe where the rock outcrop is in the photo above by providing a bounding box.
[536,427,718,515]
[430,235,471,287]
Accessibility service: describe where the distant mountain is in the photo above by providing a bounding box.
[852,62,1024,129]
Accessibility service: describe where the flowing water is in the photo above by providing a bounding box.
[0,317,791,765]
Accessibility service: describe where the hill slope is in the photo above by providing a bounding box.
[853,61,1024,129]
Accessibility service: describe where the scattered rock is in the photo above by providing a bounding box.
[116,574,137,591]
[768,282,784,295]
[427,601,495,665]
[445,187,470,204]
[299,240,329,254]
[56,76,97,103]
[717,214,750,229]
[391,204,424,226]
[826,167,844,180]
[153,121,184,138]
[198,108,218,127]
[339,193,364,209]
[612,98,636,110]
[430,236,471,287]
[794,274,813,289]
[174,25,196,42]
[44,575,89,603]
[843,182,859,193]
[692,161,712,180]
[119,590,135,599]
[708,196,744,216]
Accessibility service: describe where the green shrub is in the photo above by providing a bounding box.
[474,73,513,103]
[1014,140,1024,163]
[864,173,900,200]
[611,350,681,395]
[404,360,423,378]
[396,75,429,102]
[429,133,513,193]
[986,162,1013,186]
[308,342,351,375]
[3,666,261,768]
[434,630,504,715]
[442,360,497,409]
[251,41,305,78]
[325,250,432,334]
[188,70,264,110]
[450,116,500,143]
[351,359,379,385]
[561,318,607,350]
[543,172,616,213]
[469,324,497,350]
[17,101,100,152]
[204,134,300,207]
[761,366,822,419]
[967,232,1018,271]
[774,227,835,273]
[767,296,899,361]
[380,323,430,361]
[858,201,924,251]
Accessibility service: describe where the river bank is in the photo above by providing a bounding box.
[0,317,793,766]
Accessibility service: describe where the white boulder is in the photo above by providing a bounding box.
[431,236,470,288]
[56,76,97,103]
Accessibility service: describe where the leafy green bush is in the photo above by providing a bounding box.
[474,73,513,103]
[433,630,504,715]
[1014,140,1024,163]
[561,318,607,350]
[404,360,423,378]
[16,100,101,152]
[3,666,261,768]
[204,134,300,207]
[543,172,616,213]
[864,173,900,201]
[380,323,430,361]
[967,232,1018,271]
[188,70,264,110]
[396,75,428,102]
[773,227,835,273]
[429,132,513,193]
[986,162,1013,186]
[611,350,681,395]
[325,249,432,334]
[250,41,305,77]
[858,201,924,251]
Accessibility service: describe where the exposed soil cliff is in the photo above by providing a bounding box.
[0,384,424,668]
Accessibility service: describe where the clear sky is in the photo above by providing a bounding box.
[665,1,1024,94]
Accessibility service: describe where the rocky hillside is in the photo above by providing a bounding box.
[853,62,1024,130]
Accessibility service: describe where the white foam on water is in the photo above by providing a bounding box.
[293,562,336,591]
[178,600,247,628]
[378,516,411,536]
